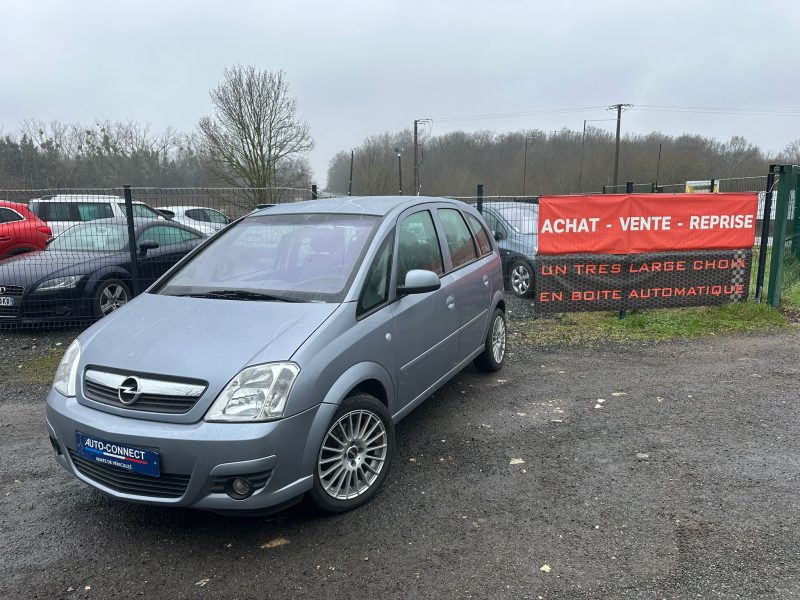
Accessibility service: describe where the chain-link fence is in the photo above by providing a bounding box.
[0,186,327,328]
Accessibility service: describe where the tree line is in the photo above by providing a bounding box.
[0,67,313,203]
[326,128,800,197]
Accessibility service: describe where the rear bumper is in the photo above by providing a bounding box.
[46,388,337,513]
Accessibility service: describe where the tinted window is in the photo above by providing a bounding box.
[465,213,492,256]
[0,208,24,224]
[397,211,444,284]
[358,231,393,316]
[140,225,197,247]
[41,202,71,221]
[118,203,161,218]
[438,208,478,268]
[77,203,114,221]
[158,213,378,303]
[185,209,208,221]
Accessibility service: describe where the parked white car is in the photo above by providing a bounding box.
[28,194,164,236]
[155,205,231,236]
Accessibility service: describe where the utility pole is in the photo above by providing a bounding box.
[394,147,403,195]
[348,150,354,196]
[413,118,430,195]
[610,103,632,187]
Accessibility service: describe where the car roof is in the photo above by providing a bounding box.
[30,194,125,203]
[251,195,471,218]
[62,217,183,229]
[0,200,27,210]
[156,205,215,212]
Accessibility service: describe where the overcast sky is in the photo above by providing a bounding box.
[2,0,799,185]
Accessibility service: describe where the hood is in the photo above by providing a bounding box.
[79,292,338,383]
[0,251,120,287]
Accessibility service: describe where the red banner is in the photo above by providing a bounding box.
[537,193,758,255]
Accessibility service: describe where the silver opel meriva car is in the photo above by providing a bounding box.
[46,196,506,514]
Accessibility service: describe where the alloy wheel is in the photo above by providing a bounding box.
[511,264,531,295]
[100,283,129,315]
[491,314,506,364]
[317,409,388,501]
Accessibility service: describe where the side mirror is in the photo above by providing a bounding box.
[397,269,441,295]
[138,239,159,255]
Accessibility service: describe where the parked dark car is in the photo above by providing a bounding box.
[0,218,205,325]
[0,201,52,259]
[479,202,538,297]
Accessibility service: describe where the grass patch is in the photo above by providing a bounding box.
[510,302,787,346]
[22,350,65,385]
[0,348,64,387]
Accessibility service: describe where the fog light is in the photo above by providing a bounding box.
[227,477,253,499]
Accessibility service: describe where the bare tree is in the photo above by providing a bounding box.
[198,66,313,203]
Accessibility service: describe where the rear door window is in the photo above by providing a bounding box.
[438,208,478,269]
[465,213,492,256]
[40,202,71,221]
[77,203,114,221]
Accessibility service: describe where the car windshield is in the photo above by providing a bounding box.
[48,222,128,252]
[495,205,538,235]
[157,213,379,302]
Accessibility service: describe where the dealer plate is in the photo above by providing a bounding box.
[75,433,160,477]
[0,297,15,307]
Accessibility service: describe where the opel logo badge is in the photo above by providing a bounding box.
[118,377,142,405]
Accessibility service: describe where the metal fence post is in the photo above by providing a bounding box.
[767,166,794,307]
[754,169,776,302]
[626,181,634,193]
[477,184,484,214]
[311,184,318,200]
[123,185,141,296]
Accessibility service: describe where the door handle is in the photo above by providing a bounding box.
[483,274,489,287]
[446,295,456,310]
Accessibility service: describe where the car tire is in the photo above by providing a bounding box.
[508,258,533,298]
[474,308,506,372]
[309,393,395,514]
[93,279,131,318]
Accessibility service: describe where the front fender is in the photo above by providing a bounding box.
[300,361,394,475]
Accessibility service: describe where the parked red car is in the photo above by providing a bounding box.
[0,201,52,259]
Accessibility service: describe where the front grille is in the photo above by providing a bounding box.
[0,285,23,319]
[83,367,207,414]
[209,470,273,494]
[68,449,190,498]
[84,379,199,413]
[0,285,24,295]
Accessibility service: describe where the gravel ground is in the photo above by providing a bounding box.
[1,316,799,599]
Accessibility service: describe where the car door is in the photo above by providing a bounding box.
[436,207,492,362]
[136,224,203,287]
[390,208,459,411]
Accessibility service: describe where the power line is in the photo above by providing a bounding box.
[430,105,609,123]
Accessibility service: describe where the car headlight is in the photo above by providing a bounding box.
[36,275,82,292]
[205,362,300,422]
[53,339,81,397]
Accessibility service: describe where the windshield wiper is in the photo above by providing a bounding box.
[169,289,297,302]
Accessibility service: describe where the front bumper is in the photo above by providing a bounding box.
[0,289,94,326]
[46,388,337,512]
